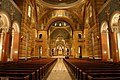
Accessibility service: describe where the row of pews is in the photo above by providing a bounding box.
[63,58,120,80]
[0,58,57,80]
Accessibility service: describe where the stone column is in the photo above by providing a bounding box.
[105,10,113,61]
[91,32,95,59]
[117,16,120,61]
[12,32,19,62]
[25,32,29,60]
[111,32,118,62]
[1,32,9,63]
[110,16,120,62]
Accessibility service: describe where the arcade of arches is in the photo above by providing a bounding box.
[0,0,120,63]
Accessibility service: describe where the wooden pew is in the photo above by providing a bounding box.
[79,68,120,80]
[0,72,35,80]
[63,59,77,78]
[88,75,120,80]
[0,67,40,80]
[63,58,120,80]
[0,75,30,80]
[0,58,57,80]
[83,72,120,80]
[0,70,38,80]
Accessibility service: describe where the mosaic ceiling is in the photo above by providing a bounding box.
[42,0,78,5]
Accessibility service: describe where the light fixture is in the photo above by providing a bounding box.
[97,36,99,40]
[58,14,62,17]
[104,51,107,54]
[14,51,18,54]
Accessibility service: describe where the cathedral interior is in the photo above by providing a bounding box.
[0,0,120,80]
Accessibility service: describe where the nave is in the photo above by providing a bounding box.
[46,58,72,80]
[0,0,120,80]
[1,0,120,64]
[0,57,120,80]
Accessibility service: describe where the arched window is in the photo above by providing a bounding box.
[28,5,31,17]
[78,34,82,39]
[39,34,42,39]
[39,46,42,57]
[111,13,120,32]
[89,6,93,18]
[101,22,108,33]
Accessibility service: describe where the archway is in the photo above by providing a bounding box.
[0,12,10,62]
[48,21,72,56]
[11,22,20,61]
[110,12,120,61]
[55,35,66,56]
[101,21,110,61]
[56,44,65,56]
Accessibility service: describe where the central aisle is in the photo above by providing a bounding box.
[47,58,72,80]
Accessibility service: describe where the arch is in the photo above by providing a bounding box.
[110,11,120,28]
[46,17,75,30]
[101,21,110,61]
[101,21,108,33]
[12,21,20,33]
[0,11,11,29]
[47,18,73,56]
[39,9,81,31]
[56,44,64,55]
[78,33,82,39]
[110,11,120,32]
[48,20,73,38]
[0,11,10,61]
[10,21,20,61]
[39,34,42,39]
[110,11,120,61]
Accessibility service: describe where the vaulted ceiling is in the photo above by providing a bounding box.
[13,0,106,40]
[37,0,85,31]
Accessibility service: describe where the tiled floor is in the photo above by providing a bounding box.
[47,58,72,80]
